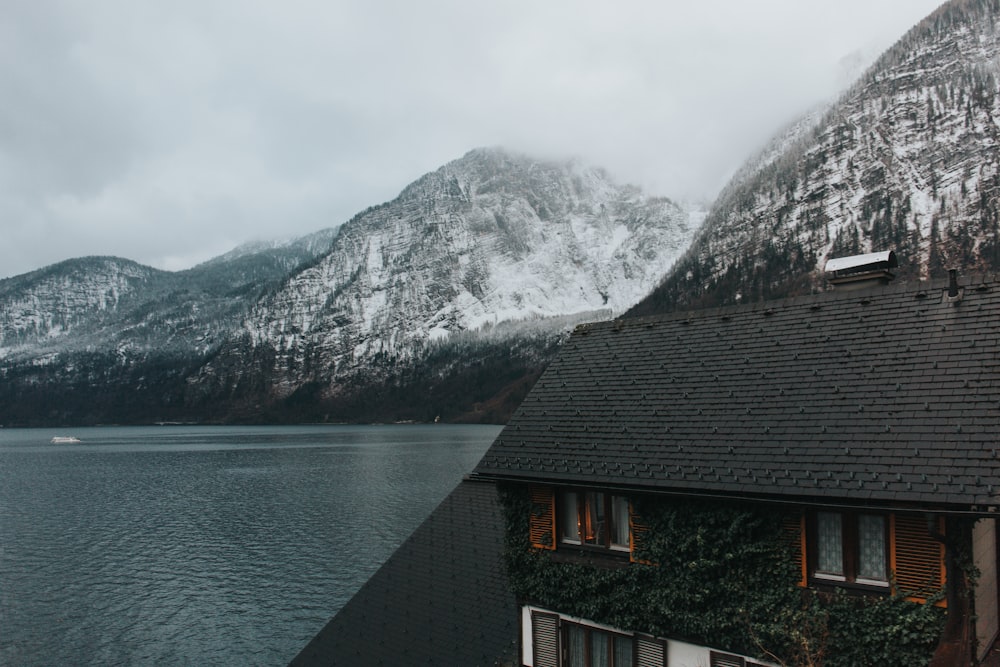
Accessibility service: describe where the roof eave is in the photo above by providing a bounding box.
[469,472,1000,517]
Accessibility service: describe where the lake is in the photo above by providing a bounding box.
[0,424,501,666]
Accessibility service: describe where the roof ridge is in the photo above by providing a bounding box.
[606,272,999,331]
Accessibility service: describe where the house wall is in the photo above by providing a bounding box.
[503,486,947,667]
[975,517,999,660]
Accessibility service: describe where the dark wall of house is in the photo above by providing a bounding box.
[290,480,519,666]
[500,486,946,667]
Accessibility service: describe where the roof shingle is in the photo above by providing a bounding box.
[473,274,1000,511]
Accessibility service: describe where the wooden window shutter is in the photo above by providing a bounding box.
[781,510,807,587]
[891,514,946,607]
[629,502,654,564]
[635,635,666,667]
[529,486,556,550]
[531,611,560,667]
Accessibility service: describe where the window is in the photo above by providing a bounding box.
[560,491,631,551]
[527,608,667,667]
[810,510,888,586]
[787,509,946,604]
[564,622,633,667]
[529,486,650,563]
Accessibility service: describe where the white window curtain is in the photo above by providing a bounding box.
[816,511,844,574]
[613,636,634,667]
[857,514,887,580]
[590,631,610,667]
[566,624,586,667]
[611,496,630,548]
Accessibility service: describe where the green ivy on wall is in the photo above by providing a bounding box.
[499,485,947,667]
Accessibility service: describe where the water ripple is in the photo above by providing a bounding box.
[0,424,499,666]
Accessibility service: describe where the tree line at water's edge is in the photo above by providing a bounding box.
[0,334,557,427]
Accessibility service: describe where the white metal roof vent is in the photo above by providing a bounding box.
[824,250,898,290]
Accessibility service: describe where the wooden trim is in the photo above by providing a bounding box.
[889,513,897,592]
[892,514,946,607]
[799,512,808,587]
[529,486,556,551]
[782,510,807,587]
[937,516,947,606]
[629,501,654,565]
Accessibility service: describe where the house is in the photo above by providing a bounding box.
[292,257,1000,667]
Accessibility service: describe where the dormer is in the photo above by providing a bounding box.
[824,250,897,290]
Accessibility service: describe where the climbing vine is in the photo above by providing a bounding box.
[499,485,947,667]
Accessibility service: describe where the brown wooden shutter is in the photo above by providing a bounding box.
[529,486,556,550]
[531,611,560,667]
[781,510,807,587]
[629,502,654,564]
[635,635,666,667]
[891,514,946,607]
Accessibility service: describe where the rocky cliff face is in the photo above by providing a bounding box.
[202,148,692,399]
[631,0,1000,316]
[0,257,164,355]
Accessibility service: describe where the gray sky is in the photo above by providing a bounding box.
[1,0,944,279]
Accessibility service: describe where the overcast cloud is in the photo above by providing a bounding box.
[0,0,944,279]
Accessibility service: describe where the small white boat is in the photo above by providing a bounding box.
[50,436,82,444]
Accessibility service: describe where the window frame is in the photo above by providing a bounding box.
[525,606,670,667]
[807,509,890,589]
[561,619,635,667]
[558,489,632,554]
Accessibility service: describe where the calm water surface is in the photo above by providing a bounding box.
[0,424,500,666]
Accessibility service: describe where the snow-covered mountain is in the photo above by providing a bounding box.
[631,0,1000,315]
[0,257,167,354]
[193,228,337,273]
[0,148,693,425]
[0,231,337,364]
[202,147,692,399]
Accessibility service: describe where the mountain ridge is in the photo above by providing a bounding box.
[201,147,693,403]
[8,0,996,425]
[630,0,1000,316]
[0,147,694,425]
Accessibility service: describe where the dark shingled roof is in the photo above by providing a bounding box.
[288,479,517,667]
[473,273,1000,512]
